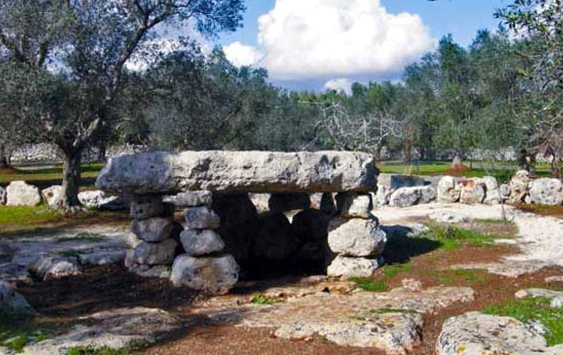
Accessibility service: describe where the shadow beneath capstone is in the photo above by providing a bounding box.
[380,224,442,264]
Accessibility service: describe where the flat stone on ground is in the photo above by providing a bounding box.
[170,254,239,294]
[28,255,82,281]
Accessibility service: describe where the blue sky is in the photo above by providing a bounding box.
[214,0,510,92]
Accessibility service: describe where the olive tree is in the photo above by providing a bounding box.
[0,0,245,212]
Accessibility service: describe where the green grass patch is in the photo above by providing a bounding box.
[0,314,49,353]
[423,225,500,249]
[0,205,61,234]
[432,269,490,286]
[381,263,415,278]
[484,297,563,346]
[350,277,389,292]
[0,163,103,189]
[250,293,278,305]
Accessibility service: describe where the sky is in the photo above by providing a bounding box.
[212,0,511,93]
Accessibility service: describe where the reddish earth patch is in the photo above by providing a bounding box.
[517,204,563,219]
[443,166,474,177]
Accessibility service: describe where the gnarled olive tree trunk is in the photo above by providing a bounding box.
[55,147,85,214]
[0,143,9,169]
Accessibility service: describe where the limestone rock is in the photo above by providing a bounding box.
[320,192,336,214]
[500,183,511,201]
[545,276,563,283]
[336,193,372,218]
[131,217,174,243]
[28,255,81,280]
[0,187,6,205]
[184,206,220,230]
[459,180,485,204]
[437,176,461,203]
[429,212,467,224]
[268,193,311,213]
[21,307,181,355]
[515,288,563,300]
[96,151,378,194]
[328,217,386,257]
[509,170,531,204]
[212,194,258,266]
[6,181,41,207]
[389,186,436,207]
[129,264,172,279]
[180,230,225,256]
[551,297,563,308]
[130,195,164,220]
[163,191,212,207]
[78,250,126,266]
[132,239,177,266]
[170,254,239,294]
[530,178,563,206]
[252,214,299,261]
[78,190,124,211]
[436,312,548,355]
[373,186,391,206]
[327,255,382,278]
[41,185,61,207]
[0,281,36,316]
[477,176,500,205]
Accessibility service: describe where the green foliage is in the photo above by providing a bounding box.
[0,316,49,353]
[0,206,61,233]
[484,297,563,346]
[381,264,415,278]
[350,278,389,292]
[423,225,501,249]
[434,269,490,285]
[250,293,278,305]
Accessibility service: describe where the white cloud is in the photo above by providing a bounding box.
[224,41,264,67]
[324,78,353,95]
[227,0,436,80]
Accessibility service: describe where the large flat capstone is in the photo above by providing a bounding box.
[96,151,377,194]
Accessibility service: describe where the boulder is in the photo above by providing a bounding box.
[335,193,372,218]
[163,191,212,207]
[6,181,41,207]
[180,230,225,256]
[170,254,239,294]
[436,312,548,355]
[78,250,126,267]
[320,192,336,214]
[252,214,299,261]
[28,255,81,280]
[328,217,387,257]
[130,195,165,220]
[78,190,124,211]
[499,183,511,201]
[389,186,437,207]
[0,281,36,316]
[478,176,501,205]
[378,173,427,190]
[41,185,62,207]
[131,217,174,243]
[96,151,378,194]
[132,239,178,266]
[211,194,258,266]
[373,186,391,206]
[268,193,311,213]
[530,178,563,206]
[0,186,6,205]
[509,170,531,204]
[184,206,220,230]
[437,176,460,203]
[459,180,485,204]
[327,255,382,278]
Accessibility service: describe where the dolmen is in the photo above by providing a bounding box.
[96,151,385,294]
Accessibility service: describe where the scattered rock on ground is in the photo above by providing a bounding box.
[515,288,563,300]
[390,186,436,207]
[41,185,61,207]
[170,254,239,294]
[436,312,552,355]
[0,281,36,316]
[529,178,563,206]
[328,217,386,257]
[6,181,41,207]
[21,307,181,355]
[28,255,82,280]
[78,190,124,211]
[78,250,126,266]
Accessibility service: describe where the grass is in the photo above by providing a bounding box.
[431,269,490,286]
[484,297,563,346]
[0,205,61,233]
[0,163,103,190]
[66,341,147,355]
[349,277,389,292]
[250,293,278,305]
[381,263,415,278]
[56,232,106,243]
[0,313,49,353]
[423,225,501,250]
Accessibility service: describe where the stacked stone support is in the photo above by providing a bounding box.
[125,195,177,278]
[170,192,240,294]
[327,193,387,278]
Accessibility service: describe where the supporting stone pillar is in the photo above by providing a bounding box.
[327,192,387,278]
[125,194,177,278]
[169,191,240,294]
